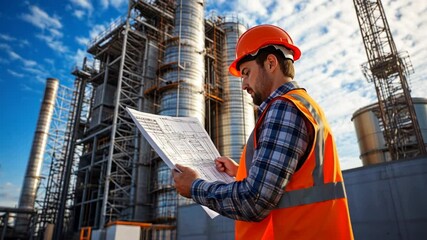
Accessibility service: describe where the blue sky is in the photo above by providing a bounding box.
[0,0,426,207]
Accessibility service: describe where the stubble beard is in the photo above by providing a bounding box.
[252,92,263,106]
[252,68,268,106]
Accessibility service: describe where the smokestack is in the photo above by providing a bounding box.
[15,78,58,233]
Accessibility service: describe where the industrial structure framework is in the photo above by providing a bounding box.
[2,0,427,240]
[353,0,427,161]
[6,0,254,239]
[35,77,90,238]
[2,74,92,240]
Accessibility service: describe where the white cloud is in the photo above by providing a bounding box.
[0,34,30,48]
[0,34,16,41]
[6,50,37,67]
[22,66,45,76]
[8,51,20,61]
[36,34,68,53]
[73,9,85,19]
[44,58,55,67]
[7,69,25,78]
[0,43,11,51]
[70,0,93,11]
[19,39,30,48]
[68,0,93,20]
[0,182,20,208]
[21,5,68,54]
[0,44,49,82]
[17,66,48,84]
[96,0,127,10]
[21,5,62,30]
[22,59,38,68]
[75,36,89,46]
[20,82,43,92]
[110,0,127,9]
[100,0,109,9]
[0,35,50,84]
[49,28,63,38]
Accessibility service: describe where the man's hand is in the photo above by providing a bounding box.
[172,164,200,198]
[215,156,239,177]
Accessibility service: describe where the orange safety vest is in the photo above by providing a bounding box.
[235,88,354,240]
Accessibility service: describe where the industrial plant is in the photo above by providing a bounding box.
[1,0,426,239]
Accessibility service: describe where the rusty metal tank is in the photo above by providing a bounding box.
[352,97,427,166]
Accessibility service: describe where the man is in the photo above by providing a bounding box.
[172,24,354,240]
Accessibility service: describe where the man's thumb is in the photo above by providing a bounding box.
[174,164,185,172]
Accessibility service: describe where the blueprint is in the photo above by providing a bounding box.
[126,107,234,218]
[126,107,233,183]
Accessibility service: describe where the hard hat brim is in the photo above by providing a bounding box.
[229,57,244,77]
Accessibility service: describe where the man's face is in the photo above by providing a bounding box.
[239,60,271,106]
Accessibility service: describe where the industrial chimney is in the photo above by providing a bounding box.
[15,78,58,234]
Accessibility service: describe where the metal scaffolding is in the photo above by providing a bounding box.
[31,69,92,240]
[353,0,426,160]
[204,17,225,147]
[74,0,176,232]
[35,82,75,238]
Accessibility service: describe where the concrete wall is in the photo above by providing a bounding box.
[177,157,427,240]
[177,205,234,240]
[345,156,427,240]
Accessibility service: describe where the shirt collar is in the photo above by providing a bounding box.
[258,81,300,114]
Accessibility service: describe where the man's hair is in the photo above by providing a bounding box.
[254,46,295,79]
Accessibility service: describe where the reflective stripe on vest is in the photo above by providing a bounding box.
[245,91,345,209]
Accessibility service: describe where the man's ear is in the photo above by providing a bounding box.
[266,54,278,72]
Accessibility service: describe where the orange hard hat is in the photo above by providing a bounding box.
[229,24,301,77]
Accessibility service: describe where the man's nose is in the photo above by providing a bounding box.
[241,78,248,90]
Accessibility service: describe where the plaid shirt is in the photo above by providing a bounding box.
[191,81,310,221]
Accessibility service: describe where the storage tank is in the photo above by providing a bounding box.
[351,97,427,165]
[218,19,255,162]
[158,0,205,123]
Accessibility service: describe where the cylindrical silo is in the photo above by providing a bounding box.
[218,20,255,162]
[352,97,427,166]
[158,0,205,123]
[15,78,58,232]
[153,160,177,221]
[154,0,205,223]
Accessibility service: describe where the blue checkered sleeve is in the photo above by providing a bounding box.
[191,99,309,221]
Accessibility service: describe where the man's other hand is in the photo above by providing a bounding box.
[215,156,239,177]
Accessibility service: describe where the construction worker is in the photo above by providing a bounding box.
[172,24,354,240]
